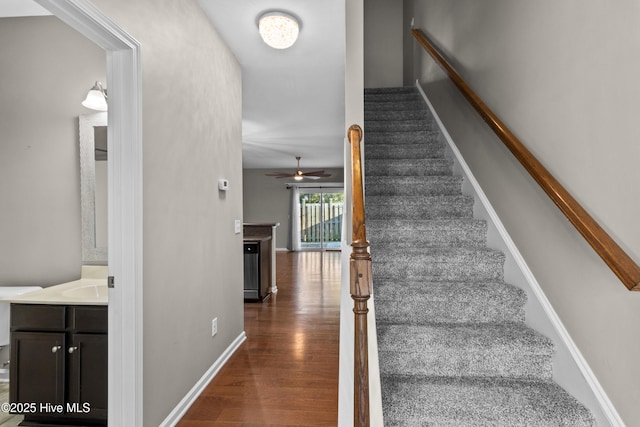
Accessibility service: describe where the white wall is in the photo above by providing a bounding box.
[243,169,345,248]
[405,0,640,424]
[364,0,403,88]
[0,16,105,287]
[80,1,244,425]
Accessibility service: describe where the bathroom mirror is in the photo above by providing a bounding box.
[79,112,108,264]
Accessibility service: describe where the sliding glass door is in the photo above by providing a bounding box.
[299,191,344,250]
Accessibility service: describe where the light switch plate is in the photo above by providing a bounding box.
[234,219,242,234]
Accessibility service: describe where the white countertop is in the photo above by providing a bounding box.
[2,266,108,306]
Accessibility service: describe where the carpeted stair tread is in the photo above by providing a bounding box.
[365,158,453,176]
[366,175,463,196]
[377,322,554,379]
[372,247,505,282]
[380,376,595,427]
[374,281,526,324]
[368,218,487,248]
[366,195,474,220]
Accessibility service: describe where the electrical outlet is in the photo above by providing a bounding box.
[234,219,242,234]
[211,318,218,337]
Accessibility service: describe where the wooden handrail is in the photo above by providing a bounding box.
[412,28,640,292]
[348,124,372,426]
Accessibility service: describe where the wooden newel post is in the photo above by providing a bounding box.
[348,125,372,427]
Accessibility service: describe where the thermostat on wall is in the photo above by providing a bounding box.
[218,179,229,191]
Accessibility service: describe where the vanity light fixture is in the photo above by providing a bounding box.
[258,11,300,49]
[82,81,108,111]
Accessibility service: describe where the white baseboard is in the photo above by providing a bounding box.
[159,331,247,427]
[415,81,624,427]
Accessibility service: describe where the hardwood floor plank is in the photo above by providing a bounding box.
[178,251,341,426]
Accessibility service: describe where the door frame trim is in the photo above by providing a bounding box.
[35,1,144,425]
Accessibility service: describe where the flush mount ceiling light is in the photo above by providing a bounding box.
[82,81,108,111]
[258,11,300,49]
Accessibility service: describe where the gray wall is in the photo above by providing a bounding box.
[0,16,105,287]
[405,0,640,424]
[364,0,403,88]
[243,169,344,248]
[72,0,245,425]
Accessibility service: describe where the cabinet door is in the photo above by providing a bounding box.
[67,333,107,420]
[10,332,66,409]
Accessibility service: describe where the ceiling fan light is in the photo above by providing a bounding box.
[258,12,299,49]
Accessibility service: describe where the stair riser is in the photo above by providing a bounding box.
[365,93,422,102]
[365,159,453,176]
[378,350,552,380]
[368,219,486,244]
[374,282,526,324]
[365,87,416,95]
[365,130,440,144]
[367,209,473,221]
[377,323,553,379]
[365,145,445,160]
[375,299,525,324]
[369,232,486,248]
[366,196,474,220]
[363,100,427,111]
[366,178,463,197]
[365,110,430,121]
[372,258,504,282]
[365,120,438,132]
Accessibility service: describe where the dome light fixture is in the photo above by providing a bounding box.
[258,11,300,49]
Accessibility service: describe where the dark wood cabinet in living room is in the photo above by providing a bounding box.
[243,223,278,302]
[10,304,107,426]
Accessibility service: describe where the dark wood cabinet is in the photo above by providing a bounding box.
[243,223,278,302]
[10,332,66,409]
[10,304,107,426]
[243,239,272,301]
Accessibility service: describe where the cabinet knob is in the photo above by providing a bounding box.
[68,346,78,354]
[51,346,62,353]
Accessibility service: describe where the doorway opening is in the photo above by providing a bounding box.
[299,190,344,250]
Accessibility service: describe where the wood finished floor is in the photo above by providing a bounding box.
[0,383,22,426]
[178,251,341,426]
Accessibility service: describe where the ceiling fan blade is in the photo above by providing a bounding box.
[304,175,321,180]
[265,172,293,177]
[303,170,330,176]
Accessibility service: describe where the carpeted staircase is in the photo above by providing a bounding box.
[364,86,596,426]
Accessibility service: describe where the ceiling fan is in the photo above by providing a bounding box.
[265,156,331,181]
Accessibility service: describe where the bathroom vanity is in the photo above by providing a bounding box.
[4,267,107,426]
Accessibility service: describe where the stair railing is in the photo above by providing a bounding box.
[348,124,373,426]
[412,28,640,292]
